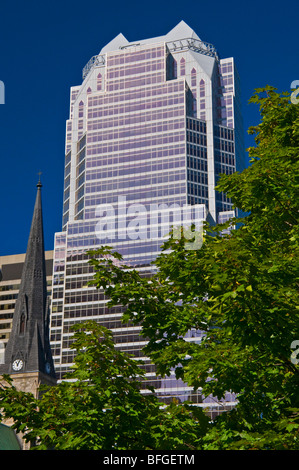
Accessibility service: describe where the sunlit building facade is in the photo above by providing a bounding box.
[50,21,244,413]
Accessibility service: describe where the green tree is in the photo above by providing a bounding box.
[87,87,299,449]
[0,320,208,450]
[1,87,297,450]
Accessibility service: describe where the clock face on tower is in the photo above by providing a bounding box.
[12,359,24,371]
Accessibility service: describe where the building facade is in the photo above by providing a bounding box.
[50,21,244,412]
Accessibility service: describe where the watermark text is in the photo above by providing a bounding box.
[290,340,299,365]
[0,81,4,104]
[290,80,299,104]
[95,196,205,250]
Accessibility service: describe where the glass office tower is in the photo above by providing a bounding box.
[50,21,244,413]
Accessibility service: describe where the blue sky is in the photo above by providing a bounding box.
[0,0,298,255]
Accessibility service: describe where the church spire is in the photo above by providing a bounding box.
[0,181,55,379]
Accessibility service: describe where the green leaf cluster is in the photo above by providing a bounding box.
[0,321,208,450]
[87,87,299,449]
[1,87,298,450]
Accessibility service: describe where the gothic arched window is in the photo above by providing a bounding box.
[78,101,84,118]
[97,73,102,91]
[191,68,197,87]
[180,58,185,76]
[200,79,205,97]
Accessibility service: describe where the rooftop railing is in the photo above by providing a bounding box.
[82,37,219,80]
[82,54,105,80]
[166,37,219,60]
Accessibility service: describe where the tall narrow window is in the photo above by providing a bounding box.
[172,59,177,79]
[180,58,185,76]
[87,87,92,94]
[191,68,197,87]
[191,68,197,117]
[78,101,84,118]
[78,101,84,139]
[20,312,26,335]
[199,79,205,97]
[199,79,206,120]
[97,73,102,91]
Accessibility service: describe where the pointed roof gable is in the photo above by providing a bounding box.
[82,21,218,81]
[165,20,201,42]
[100,33,129,54]
[131,21,201,47]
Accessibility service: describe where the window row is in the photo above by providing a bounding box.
[187,170,208,185]
[106,73,165,92]
[87,96,185,119]
[107,47,165,66]
[187,131,207,146]
[89,80,184,107]
[86,144,185,170]
[86,158,185,181]
[107,60,164,79]
[87,107,185,130]
[86,131,185,156]
[87,119,185,143]
[187,156,208,172]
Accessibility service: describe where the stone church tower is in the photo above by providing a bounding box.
[0,181,56,449]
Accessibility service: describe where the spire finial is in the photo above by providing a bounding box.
[37,171,42,188]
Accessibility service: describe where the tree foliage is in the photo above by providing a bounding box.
[87,87,299,449]
[0,321,208,450]
[0,87,298,450]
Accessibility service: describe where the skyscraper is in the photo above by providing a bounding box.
[50,21,244,413]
